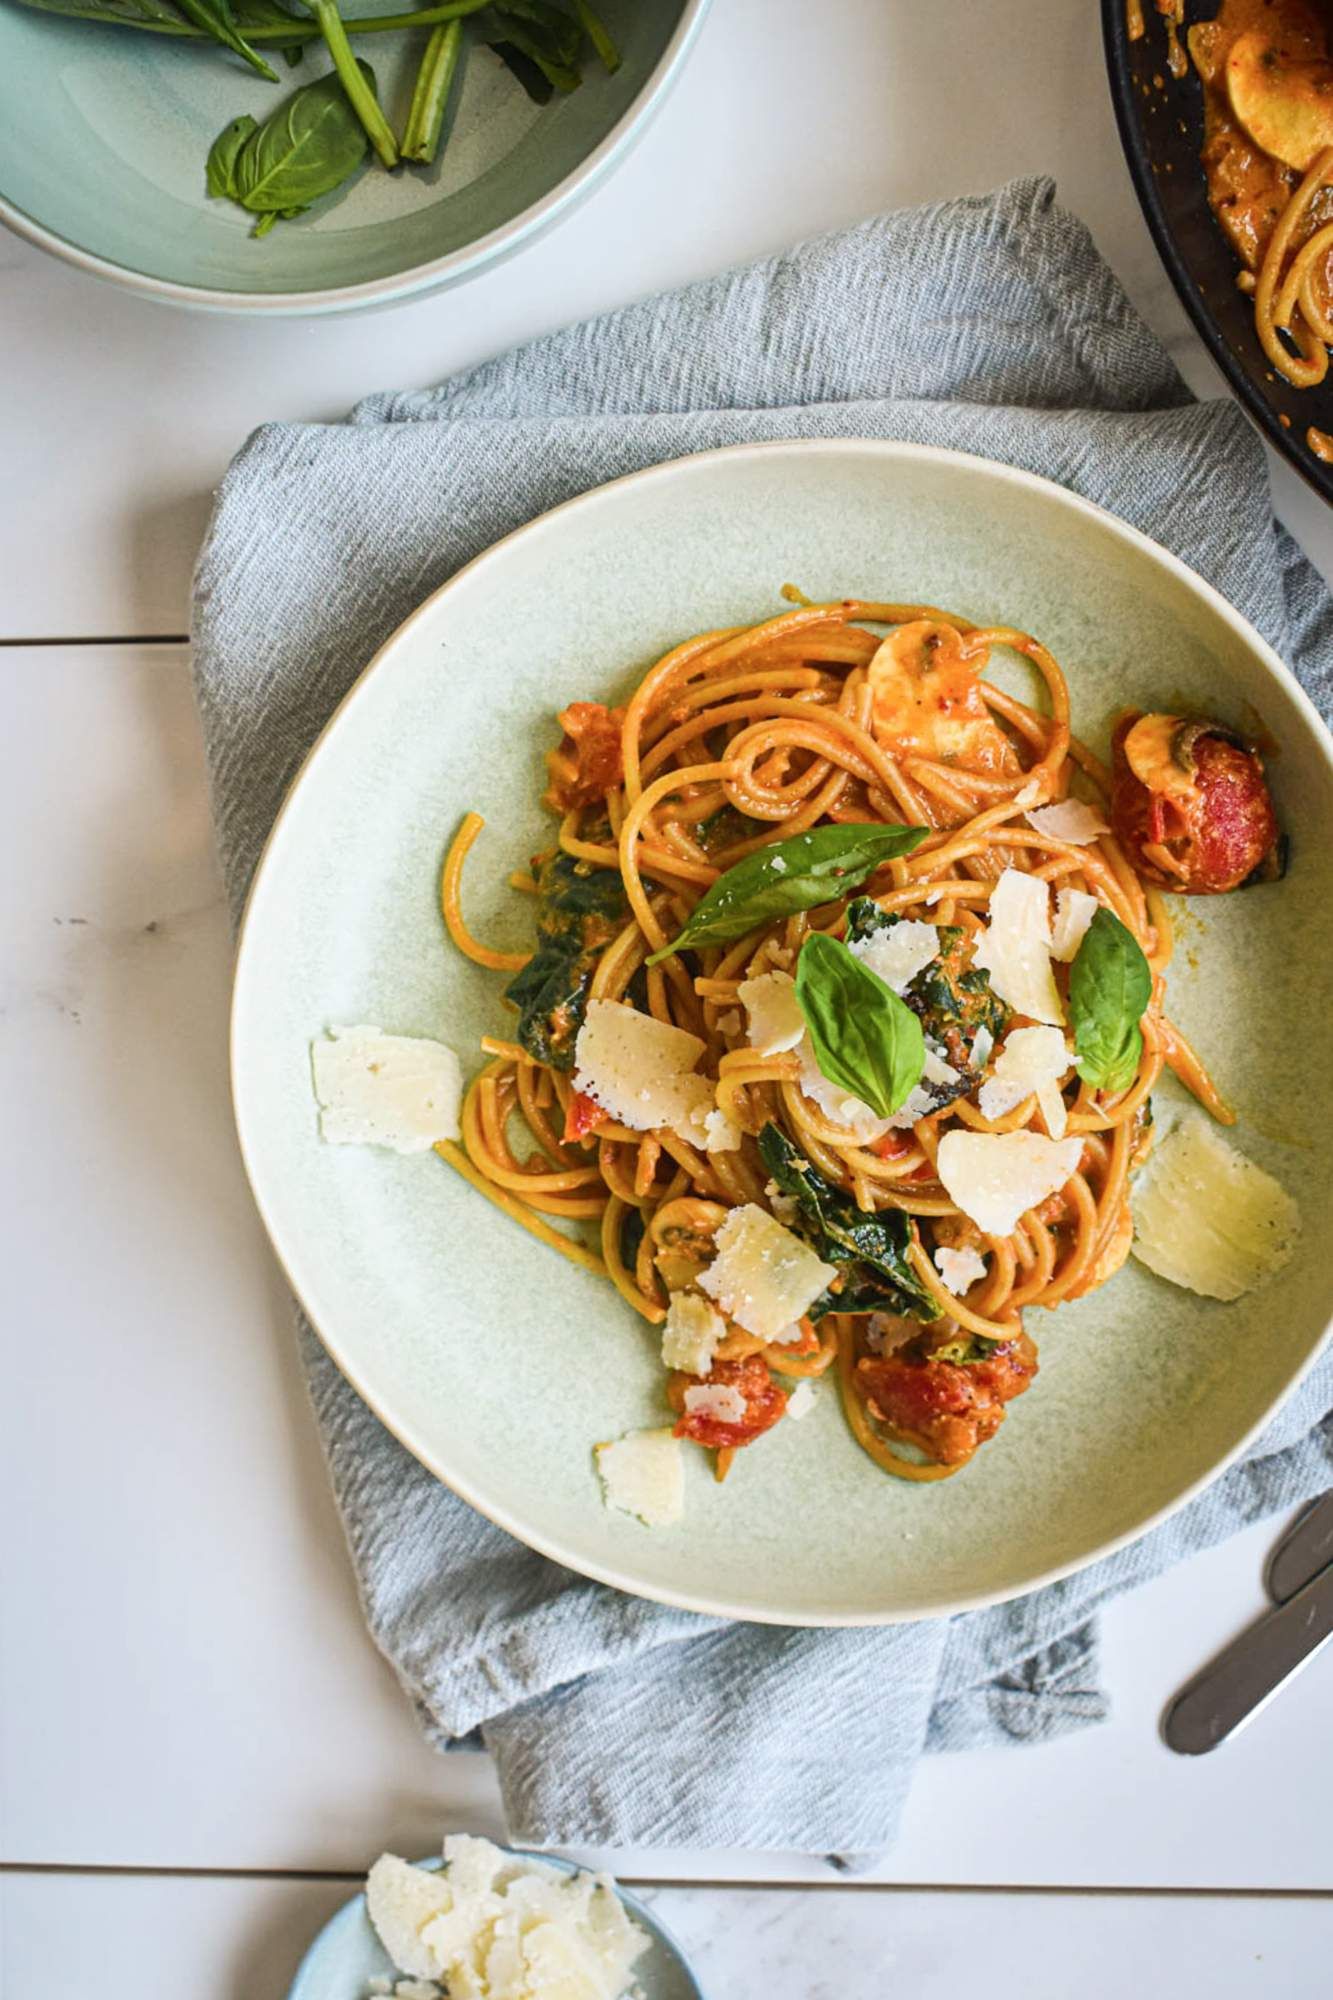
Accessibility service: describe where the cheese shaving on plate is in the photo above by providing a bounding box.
[847,918,940,992]
[1025,799,1110,846]
[660,1292,724,1375]
[738,969,806,1054]
[573,999,711,1141]
[936,1129,1083,1238]
[311,1025,462,1154]
[1131,1111,1300,1300]
[978,1025,1073,1140]
[933,1244,988,1294]
[698,1204,836,1339]
[1050,887,1100,964]
[971,868,1064,1025]
[594,1428,685,1528]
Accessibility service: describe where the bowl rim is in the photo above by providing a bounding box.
[285,1849,707,1999]
[1100,0,1333,509]
[231,434,1333,1627]
[0,0,711,316]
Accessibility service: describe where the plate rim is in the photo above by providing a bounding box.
[0,0,711,317]
[285,1848,707,1998]
[231,433,1333,1627]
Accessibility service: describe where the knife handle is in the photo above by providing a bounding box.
[1163,1563,1333,1756]
[1267,1492,1333,1604]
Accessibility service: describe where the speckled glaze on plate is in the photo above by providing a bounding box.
[0,0,708,313]
[286,1851,704,1999]
[231,439,1333,1626]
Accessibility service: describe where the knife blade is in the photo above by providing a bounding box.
[1266,1491,1333,1605]
[1162,1560,1333,1755]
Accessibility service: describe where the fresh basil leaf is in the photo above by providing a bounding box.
[795,932,925,1118]
[206,115,256,199]
[648,822,927,964]
[1068,906,1152,1094]
[207,67,371,231]
[757,1123,939,1322]
[503,837,628,1070]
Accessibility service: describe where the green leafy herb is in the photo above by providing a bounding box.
[571,0,618,70]
[177,0,280,79]
[758,1124,940,1323]
[303,0,400,164]
[648,823,928,964]
[503,839,628,1069]
[12,0,487,36]
[1068,907,1153,1094]
[206,66,371,231]
[232,0,306,64]
[795,932,925,1119]
[401,14,465,161]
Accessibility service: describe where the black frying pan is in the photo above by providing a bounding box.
[1102,0,1333,505]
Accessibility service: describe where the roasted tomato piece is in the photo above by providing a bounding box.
[856,1329,1037,1467]
[1109,712,1280,893]
[670,1354,789,1450]
[562,1089,609,1144]
[544,702,626,812]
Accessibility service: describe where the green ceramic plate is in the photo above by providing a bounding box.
[0,0,707,312]
[232,439,1333,1625]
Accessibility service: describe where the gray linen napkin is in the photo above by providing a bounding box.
[193,178,1333,1855]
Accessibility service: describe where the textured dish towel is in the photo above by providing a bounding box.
[194,178,1333,1856]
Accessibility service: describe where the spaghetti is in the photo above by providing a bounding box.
[437,595,1244,1484]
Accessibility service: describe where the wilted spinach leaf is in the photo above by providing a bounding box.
[504,839,628,1069]
[758,1123,940,1322]
[650,823,928,963]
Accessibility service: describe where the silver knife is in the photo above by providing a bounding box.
[1266,1491,1333,1605]
[1163,1497,1333,1757]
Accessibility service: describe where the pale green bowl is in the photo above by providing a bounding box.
[231,439,1333,1626]
[0,0,708,312]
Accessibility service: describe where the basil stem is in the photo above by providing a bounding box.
[571,0,618,70]
[795,931,926,1119]
[1068,907,1153,1094]
[647,822,928,964]
[44,0,491,35]
[306,0,400,164]
[402,15,465,163]
[175,0,280,77]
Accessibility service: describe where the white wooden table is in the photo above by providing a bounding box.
[2,2,1331,1992]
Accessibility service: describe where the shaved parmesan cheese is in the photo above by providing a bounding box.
[971,1024,995,1071]
[573,999,711,1140]
[716,1009,742,1037]
[311,1025,462,1154]
[702,1107,742,1153]
[1050,887,1100,963]
[972,869,1064,1025]
[934,1244,988,1294]
[367,1855,455,1981]
[786,1381,818,1421]
[367,1836,650,2000]
[1025,799,1110,846]
[698,1204,837,1339]
[660,1292,724,1376]
[740,969,806,1054]
[594,1428,685,1528]
[847,918,940,993]
[936,1129,1083,1237]
[978,1025,1073,1140]
[1131,1113,1300,1301]
[683,1382,748,1425]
